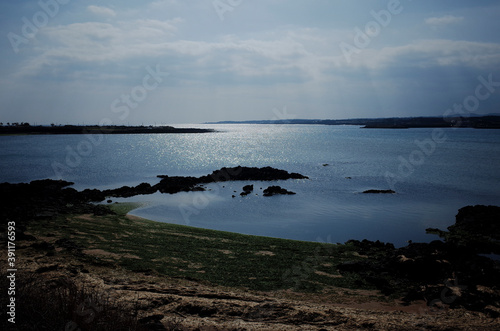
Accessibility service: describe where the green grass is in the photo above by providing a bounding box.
[28,204,369,292]
[108,202,145,215]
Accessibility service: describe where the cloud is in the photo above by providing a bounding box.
[87,5,116,17]
[344,39,500,71]
[425,15,464,26]
[37,18,180,58]
[15,23,338,86]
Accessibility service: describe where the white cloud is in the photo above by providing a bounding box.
[16,12,500,91]
[87,5,116,17]
[16,23,339,85]
[425,15,464,26]
[345,39,500,70]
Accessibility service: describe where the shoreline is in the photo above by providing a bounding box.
[4,201,500,329]
[1,171,500,329]
[0,124,215,135]
[206,115,500,129]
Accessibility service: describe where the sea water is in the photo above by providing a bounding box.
[1,124,499,246]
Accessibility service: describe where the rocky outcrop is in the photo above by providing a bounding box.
[0,180,114,240]
[240,185,254,196]
[153,176,203,194]
[0,167,308,233]
[154,166,307,195]
[199,166,308,182]
[427,205,500,255]
[338,206,500,311]
[263,186,296,196]
[2,177,499,316]
[362,189,395,194]
[76,166,309,198]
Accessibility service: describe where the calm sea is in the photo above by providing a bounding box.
[1,124,499,246]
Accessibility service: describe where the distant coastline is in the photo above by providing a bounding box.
[206,115,500,129]
[0,124,214,135]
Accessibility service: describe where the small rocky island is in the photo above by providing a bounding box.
[263,186,296,196]
[0,166,309,222]
[363,189,396,194]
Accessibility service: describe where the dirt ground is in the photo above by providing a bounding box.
[9,241,500,331]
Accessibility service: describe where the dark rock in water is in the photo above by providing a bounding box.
[200,166,308,182]
[243,184,254,192]
[362,189,395,194]
[263,186,296,196]
[154,176,200,194]
[240,184,254,196]
[155,166,307,195]
[0,166,307,244]
[103,183,157,198]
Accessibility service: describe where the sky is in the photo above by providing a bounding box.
[1,0,500,125]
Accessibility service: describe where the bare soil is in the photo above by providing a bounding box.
[9,237,500,331]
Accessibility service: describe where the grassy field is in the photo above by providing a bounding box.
[27,203,372,293]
